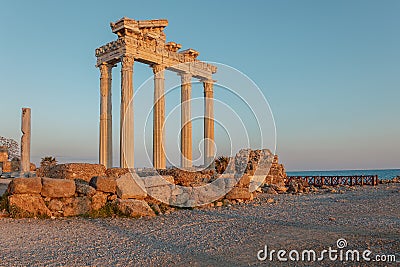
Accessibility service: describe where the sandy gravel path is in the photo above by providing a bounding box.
[0,183,399,266]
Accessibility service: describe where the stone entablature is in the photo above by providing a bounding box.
[95,18,216,80]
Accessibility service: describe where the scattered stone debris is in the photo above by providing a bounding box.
[287,178,309,194]
[380,176,400,184]
[36,163,107,182]
[0,149,387,219]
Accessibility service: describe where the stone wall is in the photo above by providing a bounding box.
[36,163,107,182]
[2,150,289,218]
[158,168,215,187]
[5,175,156,218]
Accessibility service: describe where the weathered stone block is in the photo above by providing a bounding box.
[63,197,91,216]
[8,177,42,194]
[41,177,76,198]
[105,168,132,179]
[237,174,251,188]
[193,184,224,205]
[48,199,63,212]
[75,180,96,197]
[91,191,108,211]
[225,187,252,200]
[263,187,278,195]
[116,173,147,200]
[145,185,172,203]
[37,163,106,182]
[8,194,51,217]
[171,192,190,206]
[89,176,116,193]
[141,175,174,188]
[115,199,155,217]
[270,184,288,193]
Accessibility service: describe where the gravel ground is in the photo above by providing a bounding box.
[0,183,399,266]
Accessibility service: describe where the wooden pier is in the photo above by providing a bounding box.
[287,175,379,186]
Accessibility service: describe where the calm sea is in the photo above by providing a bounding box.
[286,169,400,180]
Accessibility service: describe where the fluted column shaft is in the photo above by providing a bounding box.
[99,63,113,168]
[203,80,215,168]
[153,64,166,169]
[120,55,135,168]
[180,73,192,169]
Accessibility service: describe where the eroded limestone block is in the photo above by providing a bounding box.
[114,199,155,217]
[91,191,108,211]
[237,174,251,188]
[145,185,172,203]
[141,175,174,188]
[89,176,116,193]
[225,187,253,200]
[105,168,132,179]
[48,199,63,212]
[75,180,96,197]
[62,196,91,217]
[116,173,147,200]
[270,184,288,193]
[8,194,51,217]
[37,163,107,182]
[41,178,76,198]
[8,177,42,194]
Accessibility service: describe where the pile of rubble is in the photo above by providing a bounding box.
[1,148,291,218]
[36,163,107,182]
[4,173,161,218]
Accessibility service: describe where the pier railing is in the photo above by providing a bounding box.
[286,175,379,186]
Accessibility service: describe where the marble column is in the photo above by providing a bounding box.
[180,73,192,169]
[120,55,135,168]
[152,64,166,169]
[99,63,113,168]
[20,108,31,173]
[107,64,113,167]
[203,80,215,168]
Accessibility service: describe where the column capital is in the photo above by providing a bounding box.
[152,64,166,74]
[179,72,192,85]
[202,79,215,93]
[99,62,113,78]
[121,55,135,70]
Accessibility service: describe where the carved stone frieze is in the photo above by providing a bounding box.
[95,17,217,79]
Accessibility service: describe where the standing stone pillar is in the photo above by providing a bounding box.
[20,108,31,173]
[99,63,113,168]
[120,55,135,168]
[203,80,215,168]
[107,64,113,167]
[152,64,166,169]
[180,73,192,169]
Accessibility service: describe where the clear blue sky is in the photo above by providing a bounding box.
[0,0,399,171]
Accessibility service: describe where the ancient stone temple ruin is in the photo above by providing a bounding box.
[95,18,217,169]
